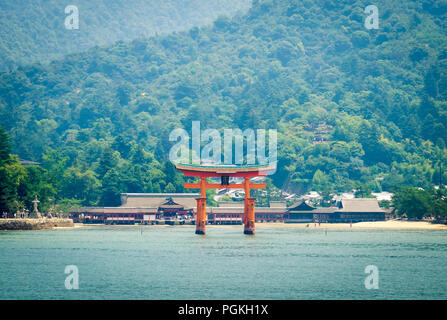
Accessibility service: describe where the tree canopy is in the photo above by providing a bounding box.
[0,0,446,212]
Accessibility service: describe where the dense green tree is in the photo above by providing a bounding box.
[164,182,176,193]
[0,157,27,213]
[312,169,330,192]
[99,169,122,206]
[0,0,251,70]
[392,187,431,219]
[350,31,370,48]
[97,148,118,179]
[0,0,446,211]
[62,167,101,205]
[17,166,56,212]
[0,127,27,213]
[0,126,11,164]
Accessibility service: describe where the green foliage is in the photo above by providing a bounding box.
[164,183,176,193]
[206,188,217,207]
[0,155,27,213]
[431,189,447,218]
[0,127,27,213]
[0,128,186,211]
[379,200,391,209]
[0,126,12,163]
[392,187,447,219]
[18,166,56,212]
[0,0,251,70]
[312,169,330,192]
[0,0,447,211]
[99,169,122,206]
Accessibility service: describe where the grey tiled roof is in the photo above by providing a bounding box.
[337,199,385,213]
[120,193,199,209]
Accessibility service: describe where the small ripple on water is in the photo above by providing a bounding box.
[0,226,447,299]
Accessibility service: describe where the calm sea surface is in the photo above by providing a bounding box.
[0,225,446,299]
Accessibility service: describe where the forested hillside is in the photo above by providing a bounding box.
[0,0,446,211]
[0,0,251,70]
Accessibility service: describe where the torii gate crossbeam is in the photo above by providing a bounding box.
[174,164,275,235]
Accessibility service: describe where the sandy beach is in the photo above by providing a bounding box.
[255,220,447,230]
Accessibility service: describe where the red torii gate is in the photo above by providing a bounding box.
[174,163,275,235]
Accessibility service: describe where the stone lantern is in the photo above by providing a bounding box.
[30,196,41,219]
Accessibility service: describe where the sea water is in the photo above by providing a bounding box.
[0,225,446,299]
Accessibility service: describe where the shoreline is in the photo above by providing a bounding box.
[2,219,445,231]
[261,220,447,230]
[71,220,447,231]
[0,218,74,231]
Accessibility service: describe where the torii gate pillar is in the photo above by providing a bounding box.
[195,197,207,235]
[244,197,256,235]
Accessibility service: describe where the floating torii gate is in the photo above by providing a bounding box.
[174,163,275,235]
